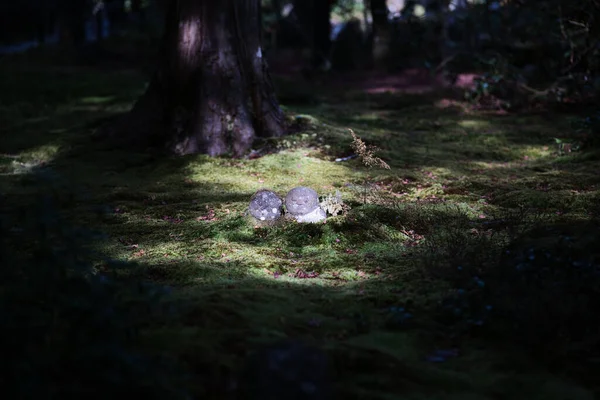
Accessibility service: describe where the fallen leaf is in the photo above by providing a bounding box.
[132,249,145,257]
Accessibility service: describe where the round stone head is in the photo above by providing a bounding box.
[285,186,319,216]
[249,190,283,221]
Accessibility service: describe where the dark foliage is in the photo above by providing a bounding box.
[460,0,600,109]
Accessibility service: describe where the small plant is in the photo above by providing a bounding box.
[320,190,351,216]
[554,137,576,156]
[350,129,390,170]
[348,129,390,204]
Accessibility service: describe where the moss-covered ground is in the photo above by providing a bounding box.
[1,52,599,399]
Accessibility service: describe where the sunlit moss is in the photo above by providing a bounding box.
[79,96,116,105]
[1,62,598,399]
[458,119,491,129]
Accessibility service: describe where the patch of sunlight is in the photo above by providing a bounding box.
[458,119,491,129]
[140,241,191,259]
[79,96,115,105]
[179,18,201,63]
[246,265,371,288]
[0,144,59,175]
[520,144,554,158]
[423,166,456,179]
[187,149,353,194]
[469,160,521,170]
[25,143,61,160]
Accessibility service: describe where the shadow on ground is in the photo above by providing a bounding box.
[1,54,599,399]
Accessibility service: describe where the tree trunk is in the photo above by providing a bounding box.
[370,0,388,35]
[369,0,390,69]
[33,0,53,44]
[95,9,104,41]
[57,0,87,46]
[106,0,127,35]
[311,0,332,69]
[107,0,287,157]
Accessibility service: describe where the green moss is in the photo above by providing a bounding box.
[1,59,598,399]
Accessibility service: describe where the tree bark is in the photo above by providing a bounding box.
[57,0,87,47]
[370,0,388,36]
[311,0,332,69]
[107,0,287,157]
[368,0,390,68]
[106,0,127,35]
[95,9,104,41]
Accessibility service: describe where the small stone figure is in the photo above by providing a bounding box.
[285,186,326,223]
[249,189,283,222]
[296,207,327,223]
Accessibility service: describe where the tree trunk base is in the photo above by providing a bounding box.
[103,0,288,158]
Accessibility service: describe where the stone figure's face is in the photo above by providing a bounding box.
[285,187,319,216]
[249,190,282,221]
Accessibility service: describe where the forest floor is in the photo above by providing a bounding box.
[1,52,599,399]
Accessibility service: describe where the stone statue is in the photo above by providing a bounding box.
[249,189,283,222]
[285,186,326,223]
